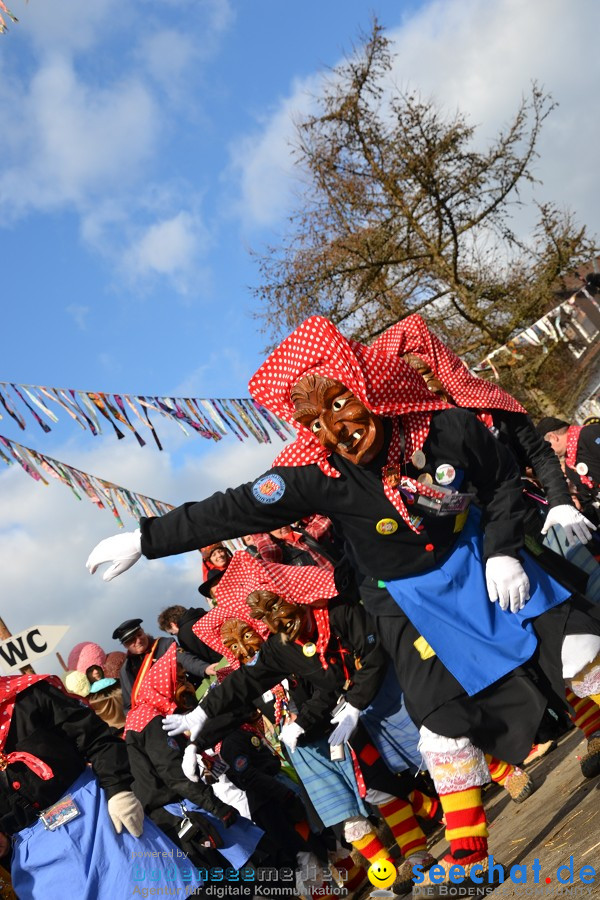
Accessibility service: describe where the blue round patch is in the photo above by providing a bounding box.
[252,473,286,504]
[234,755,249,772]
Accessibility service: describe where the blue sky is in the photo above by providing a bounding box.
[1,0,599,669]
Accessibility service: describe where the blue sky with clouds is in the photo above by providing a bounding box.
[1,0,599,669]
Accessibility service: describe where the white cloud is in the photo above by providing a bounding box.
[228,76,320,228]
[0,56,159,216]
[0,431,282,676]
[123,212,204,280]
[65,304,90,331]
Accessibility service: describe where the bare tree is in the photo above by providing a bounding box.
[252,20,597,379]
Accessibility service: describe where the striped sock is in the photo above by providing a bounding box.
[331,855,368,895]
[378,797,427,857]
[485,754,516,787]
[351,830,394,866]
[566,688,600,738]
[439,787,488,858]
[409,788,441,821]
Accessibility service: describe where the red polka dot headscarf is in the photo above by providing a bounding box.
[194,571,270,669]
[248,315,450,532]
[0,674,68,779]
[372,314,526,414]
[124,643,179,735]
[210,551,339,668]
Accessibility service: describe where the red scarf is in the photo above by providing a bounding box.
[0,674,66,780]
[249,316,452,533]
[124,643,178,735]
[371,314,527,414]
[566,425,594,488]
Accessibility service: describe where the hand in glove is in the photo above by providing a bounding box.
[221,807,240,828]
[279,720,304,753]
[163,705,208,741]
[328,702,361,746]
[485,555,530,613]
[107,790,144,838]
[182,743,201,783]
[86,529,142,582]
[541,504,596,546]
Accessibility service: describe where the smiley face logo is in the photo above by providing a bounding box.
[367,860,396,889]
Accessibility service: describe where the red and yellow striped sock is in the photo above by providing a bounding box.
[409,788,441,821]
[566,688,600,738]
[378,797,427,857]
[485,754,516,787]
[351,830,394,866]
[439,787,488,858]
[331,855,368,895]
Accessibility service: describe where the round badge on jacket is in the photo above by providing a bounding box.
[376,518,398,535]
[576,462,589,476]
[302,642,317,658]
[435,463,456,485]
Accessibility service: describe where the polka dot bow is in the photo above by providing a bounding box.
[0,674,68,779]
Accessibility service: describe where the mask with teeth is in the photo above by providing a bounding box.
[291,375,385,466]
[220,618,264,664]
[247,590,308,644]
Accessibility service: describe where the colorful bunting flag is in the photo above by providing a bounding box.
[0,382,293,448]
[0,433,175,527]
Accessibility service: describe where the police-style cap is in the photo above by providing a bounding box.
[537,416,569,436]
[112,618,143,643]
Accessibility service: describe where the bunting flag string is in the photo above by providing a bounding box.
[0,382,294,448]
[0,432,175,527]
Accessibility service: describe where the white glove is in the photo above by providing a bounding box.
[328,702,361,746]
[541,504,596,546]
[162,705,208,741]
[485,556,530,614]
[86,529,142,582]
[279,720,304,753]
[182,742,201,782]
[107,790,144,838]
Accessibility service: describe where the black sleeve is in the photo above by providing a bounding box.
[294,604,386,733]
[140,468,323,560]
[493,410,573,507]
[219,734,289,804]
[132,717,232,819]
[201,644,287,720]
[39,683,132,798]
[433,409,525,560]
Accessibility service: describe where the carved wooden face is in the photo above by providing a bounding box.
[247,590,307,643]
[220,618,263,663]
[291,375,384,465]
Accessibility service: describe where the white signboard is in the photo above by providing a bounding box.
[0,626,70,673]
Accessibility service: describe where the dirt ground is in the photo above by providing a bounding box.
[414,728,600,899]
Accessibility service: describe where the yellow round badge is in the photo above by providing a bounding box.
[376,518,398,535]
[367,860,397,889]
[302,642,317,658]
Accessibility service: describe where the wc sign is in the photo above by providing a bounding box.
[0,626,70,673]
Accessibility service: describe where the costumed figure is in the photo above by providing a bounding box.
[124,643,263,872]
[0,673,191,898]
[87,315,600,886]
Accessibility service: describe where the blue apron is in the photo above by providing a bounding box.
[385,508,571,695]
[12,768,191,899]
[361,661,421,771]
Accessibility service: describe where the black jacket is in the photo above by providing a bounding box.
[564,423,600,521]
[200,600,386,741]
[140,408,524,582]
[177,608,222,675]
[0,682,132,834]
